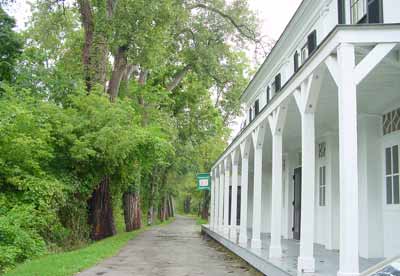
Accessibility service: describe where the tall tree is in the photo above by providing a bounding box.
[0,7,22,82]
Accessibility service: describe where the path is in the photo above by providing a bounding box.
[77,215,261,276]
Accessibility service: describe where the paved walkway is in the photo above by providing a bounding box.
[77,216,261,276]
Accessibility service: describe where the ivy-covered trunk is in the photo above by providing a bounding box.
[88,176,116,240]
[123,192,141,231]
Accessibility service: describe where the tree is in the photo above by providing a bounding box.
[0,7,22,82]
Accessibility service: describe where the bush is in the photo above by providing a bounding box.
[0,213,46,273]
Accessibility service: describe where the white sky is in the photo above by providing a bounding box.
[6,0,303,138]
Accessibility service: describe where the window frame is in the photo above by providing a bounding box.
[319,166,327,207]
[385,145,400,205]
[350,0,367,24]
[382,131,400,211]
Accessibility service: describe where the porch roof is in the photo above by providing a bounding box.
[211,24,400,172]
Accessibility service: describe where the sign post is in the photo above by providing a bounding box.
[197,173,211,191]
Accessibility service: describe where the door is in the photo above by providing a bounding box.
[293,167,302,240]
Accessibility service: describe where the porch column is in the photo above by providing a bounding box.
[210,171,215,229]
[270,132,283,257]
[223,159,231,234]
[212,169,219,229]
[298,111,316,272]
[218,163,225,231]
[239,140,250,245]
[230,152,239,237]
[251,124,265,249]
[337,43,359,276]
[268,105,288,258]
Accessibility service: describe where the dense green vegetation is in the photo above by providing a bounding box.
[3,219,173,276]
[0,0,267,273]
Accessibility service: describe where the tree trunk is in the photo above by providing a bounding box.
[108,46,128,101]
[147,169,157,225]
[165,64,191,91]
[201,190,210,220]
[123,192,142,231]
[88,176,116,240]
[184,196,191,214]
[78,0,94,92]
[168,194,174,217]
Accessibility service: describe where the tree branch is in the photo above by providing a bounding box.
[189,3,260,43]
[165,64,192,92]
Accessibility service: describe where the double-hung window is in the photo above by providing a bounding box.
[351,0,367,23]
[319,166,326,206]
[254,100,260,116]
[385,145,400,205]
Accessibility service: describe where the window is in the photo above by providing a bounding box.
[383,107,400,135]
[275,74,281,92]
[307,30,317,55]
[338,0,346,24]
[319,142,326,158]
[351,0,367,23]
[254,100,260,116]
[319,166,326,206]
[294,51,299,72]
[385,145,400,205]
[249,107,253,122]
[367,0,383,23]
[266,86,271,105]
[301,44,308,64]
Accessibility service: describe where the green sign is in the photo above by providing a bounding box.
[197,173,211,191]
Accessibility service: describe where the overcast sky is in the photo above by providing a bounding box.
[7,0,302,39]
[6,0,303,138]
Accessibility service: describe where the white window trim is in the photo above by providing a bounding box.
[382,132,400,211]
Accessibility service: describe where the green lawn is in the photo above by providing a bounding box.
[4,219,173,276]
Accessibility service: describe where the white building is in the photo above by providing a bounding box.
[204,1,400,276]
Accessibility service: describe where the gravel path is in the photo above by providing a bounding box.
[77,215,261,276]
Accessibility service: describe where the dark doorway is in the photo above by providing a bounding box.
[228,186,232,225]
[228,186,242,225]
[293,167,302,240]
[237,186,241,225]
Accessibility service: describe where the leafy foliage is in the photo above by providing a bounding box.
[0,0,264,272]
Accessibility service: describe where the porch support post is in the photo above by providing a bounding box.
[213,168,219,230]
[268,104,288,258]
[210,170,215,229]
[239,139,250,245]
[218,163,225,231]
[251,124,265,249]
[337,43,359,276]
[223,159,231,234]
[298,111,316,272]
[294,74,319,273]
[230,151,239,237]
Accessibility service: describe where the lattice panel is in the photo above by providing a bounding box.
[318,142,326,159]
[383,108,400,135]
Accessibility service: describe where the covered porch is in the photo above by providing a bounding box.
[208,25,400,276]
[202,226,383,276]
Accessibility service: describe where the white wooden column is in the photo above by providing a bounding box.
[210,171,215,229]
[223,159,231,234]
[230,151,239,237]
[294,74,319,273]
[212,167,219,230]
[325,42,395,276]
[337,43,359,276]
[268,104,288,258]
[218,163,225,231]
[251,124,265,249]
[239,139,250,245]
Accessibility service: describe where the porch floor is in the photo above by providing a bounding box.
[202,225,383,276]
